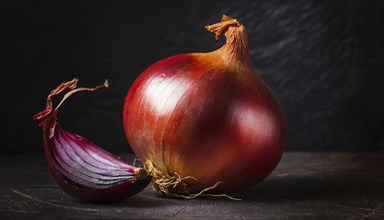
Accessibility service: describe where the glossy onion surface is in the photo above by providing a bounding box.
[123,16,285,194]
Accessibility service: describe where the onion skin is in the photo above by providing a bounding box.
[123,15,285,195]
[35,79,150,202]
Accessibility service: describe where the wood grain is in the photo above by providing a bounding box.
[0,152,383,219]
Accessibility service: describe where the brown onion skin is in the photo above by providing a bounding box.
[123,17,285,192]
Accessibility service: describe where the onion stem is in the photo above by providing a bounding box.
[55,80,109,111]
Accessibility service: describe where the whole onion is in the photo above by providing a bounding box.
[123,15,285,198]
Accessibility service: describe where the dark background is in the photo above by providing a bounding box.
[1,0,383,153]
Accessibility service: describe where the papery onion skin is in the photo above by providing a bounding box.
[123,16,285,194]
[35,79,150,202]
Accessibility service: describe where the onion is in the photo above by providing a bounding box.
[34,79,150,202]
[123,15,286,198]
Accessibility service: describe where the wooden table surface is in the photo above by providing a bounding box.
[0,152,383,219]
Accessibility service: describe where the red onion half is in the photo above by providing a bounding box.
[123,15,286,198]
[34,79,150,202]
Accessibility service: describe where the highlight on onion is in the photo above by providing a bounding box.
[34,79,150,202]
[123,15,286,198]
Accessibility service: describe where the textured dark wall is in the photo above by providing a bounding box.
[1,0,383,153]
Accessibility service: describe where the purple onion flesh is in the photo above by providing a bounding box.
[34,79,150,202]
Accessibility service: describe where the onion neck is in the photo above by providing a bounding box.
[205,15,250,67]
